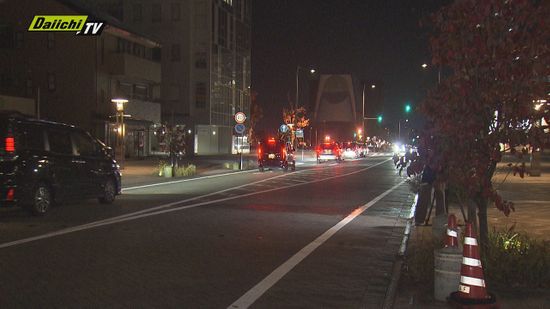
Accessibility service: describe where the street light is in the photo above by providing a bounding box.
[421,63,441,84]
[362,83,381,141]
[296,66,316,108]
[111,98,128,168]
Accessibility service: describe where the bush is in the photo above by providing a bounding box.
[483,226,550,289]
[174,164,196,177]
[157,160,168,176]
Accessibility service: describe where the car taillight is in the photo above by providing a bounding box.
[5,137,15,153]
[257,147,262,157]
[6,188,15,201]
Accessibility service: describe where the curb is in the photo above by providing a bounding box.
[382,195,416,309]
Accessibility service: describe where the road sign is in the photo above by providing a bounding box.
[234,123,246,134]
[295,129,304,138]
[234,112,246,124]
[279,124,289,133]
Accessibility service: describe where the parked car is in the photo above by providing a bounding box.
[0,111,121,216]
[316,142,342,163]
[257,137,295,172]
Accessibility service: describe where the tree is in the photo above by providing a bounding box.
[156,124,187,171]
[421,0,549,245]
[282,106,310,147]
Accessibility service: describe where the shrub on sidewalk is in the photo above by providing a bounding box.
[174,164,196,177]
[483,227,550,290]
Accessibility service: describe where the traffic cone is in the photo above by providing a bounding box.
[445,214,458,248]
[448,223,499,308]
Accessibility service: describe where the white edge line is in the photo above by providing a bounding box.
[0,159,390,250]
[122,169,256,191]
[228,179,406,309]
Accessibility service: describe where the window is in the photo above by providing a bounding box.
[119,82,133,97]
[26,78,33,96]
[152,3,162,22]
[48,130,73,155]
[195,52,207,69]
[134,84,148,99]
[47,33,55,49]
[21,124,45,151]
[195,82,207,108]
[132,3,143,22]
[152,47,161,61]
[171,44,180,62]
[72,131,97,156]
[47,73,55,91]
[171,3,181,21]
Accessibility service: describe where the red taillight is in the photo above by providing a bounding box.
[5,137,15,152]
[6,188,15,201]
[282,147,287,159]
[257,147,262,157]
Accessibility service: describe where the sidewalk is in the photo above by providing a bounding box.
[393,152,550,309]
[120,150,318,188]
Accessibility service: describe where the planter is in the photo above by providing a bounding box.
[163,166,173,178]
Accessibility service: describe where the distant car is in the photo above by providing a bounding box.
[0,111,121,216]
[342,141,367,159]
[316,142,342,163]
[257,137,295,172]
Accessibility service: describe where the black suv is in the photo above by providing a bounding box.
[257,137,296,172]
[0,111,121,215]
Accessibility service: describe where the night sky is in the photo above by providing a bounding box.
[251,0,449,133]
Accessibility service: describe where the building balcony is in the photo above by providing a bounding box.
[105,52,161,83]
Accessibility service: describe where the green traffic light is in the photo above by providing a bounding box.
[377,115,383,123]
[405,104,411,113]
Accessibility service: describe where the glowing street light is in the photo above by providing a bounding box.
[111,98,128,168]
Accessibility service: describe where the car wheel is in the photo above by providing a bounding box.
[29,183,52,216]
[283,162,289,171]
[99,178,116,204]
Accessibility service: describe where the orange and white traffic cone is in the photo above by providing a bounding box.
[449,223,498,308]
[445,214,459,248]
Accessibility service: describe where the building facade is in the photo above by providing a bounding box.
[0,0,162,157]
[101,0,252,154]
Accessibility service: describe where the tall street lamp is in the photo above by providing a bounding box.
[422,63,441,85]
[362,83,379,141]
[296,66,316,109]
[112,98,128,168]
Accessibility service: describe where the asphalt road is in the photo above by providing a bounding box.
[0,155,413,308]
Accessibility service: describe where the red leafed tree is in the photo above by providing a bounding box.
[421,0,549,244]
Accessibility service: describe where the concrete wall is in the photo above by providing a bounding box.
[0,95,35,116]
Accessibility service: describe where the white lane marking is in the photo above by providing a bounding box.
[228,179,406,309]
[0,160,391,250]
[122,169,257,191]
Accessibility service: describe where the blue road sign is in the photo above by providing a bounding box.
[235,123,246,134]
[279,124,289,133]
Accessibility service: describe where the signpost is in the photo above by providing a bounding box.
[235,113,247,170]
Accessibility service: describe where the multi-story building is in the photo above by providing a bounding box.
[0,0,162,157]
[97,0,252,154]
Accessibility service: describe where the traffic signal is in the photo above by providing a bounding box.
[405,104,412,113]
[377,115,383,123]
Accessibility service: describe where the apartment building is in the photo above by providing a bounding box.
[97,0,252,154]
[0,0,162,157]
